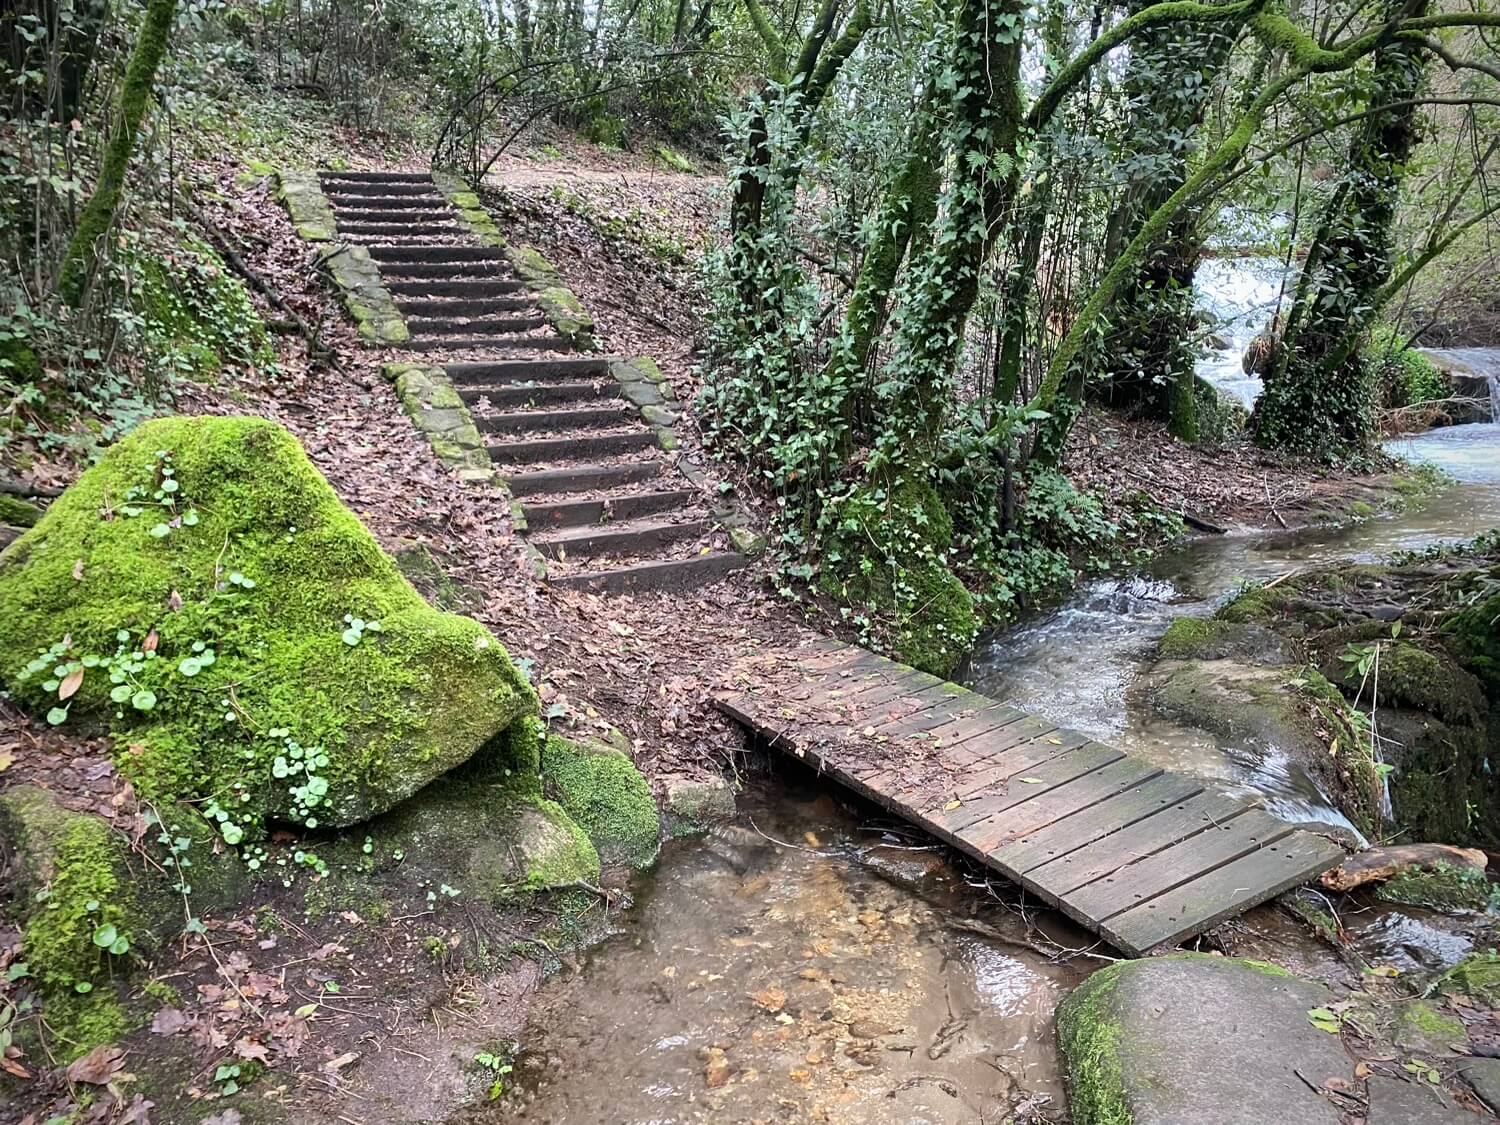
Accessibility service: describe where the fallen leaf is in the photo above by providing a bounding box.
[167,589,183,611]
[72,559,84,580]
[1017,777,1046,785]
[309,942,346,961]
[64,1043,125,1084]
[942,799,961,811]
[150,1008,191,1036]
[142,630,159,654]
[118,1094,155,1124]
[58,667,85,701]
[0,1056,30,1079]
[234,1037,271,1063]
[751,986,786,1013]
[0,750,13,772]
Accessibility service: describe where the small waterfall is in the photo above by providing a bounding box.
[1490,371,1500,424]
[1418,346,1500,423]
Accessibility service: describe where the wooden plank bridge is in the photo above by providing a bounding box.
[714,638,1345,956]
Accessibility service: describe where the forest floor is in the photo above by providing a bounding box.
[0,124,1453,1124]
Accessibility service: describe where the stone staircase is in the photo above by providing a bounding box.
[318,170,750,594]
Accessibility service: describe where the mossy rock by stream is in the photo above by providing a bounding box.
[1149,537,1500,850]
[819,479,978,678]
[1058,954,1349,1125]
[0,416,537,832]
[541,734,660,868]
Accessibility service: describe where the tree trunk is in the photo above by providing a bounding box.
[1253,0,1430,455]
[57,0,178,307]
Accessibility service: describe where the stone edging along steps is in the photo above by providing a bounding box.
[277,168,762,595]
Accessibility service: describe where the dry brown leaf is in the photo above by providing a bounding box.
[750,986,786,1013]
[58,667,85,701]
[63,1043,125,1085]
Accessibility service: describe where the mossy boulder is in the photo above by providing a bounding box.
[1377,859,1498,912]
[1158,617,1296,664]
[0,495,42,528]
[371,777,599,898]
[540,734,660,868]
[0,416,537,833]
[0,787,242,1058]
[1391,998,1468,1054]
[820,479,978,678]
[1058,954,1350,1125]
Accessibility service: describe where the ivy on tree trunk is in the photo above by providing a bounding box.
[58,0,179,308]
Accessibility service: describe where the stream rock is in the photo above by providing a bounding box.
[1058,954,1352,1125]
[1367,1076,1471,1124]
[1145,539,1500,850]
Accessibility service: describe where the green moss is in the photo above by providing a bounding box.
[1436,952,1500,1008]
[42,989,130,1062]
[1445,587,1500,694]
[1379,862,1498,912]
[1057,962,1132,1125]
[0,416,537,831]
[1159,617,1232,659]
[541,735,660,868]
[821,479,978,678]
[1325,640,1485,725]
[1218,584,1287,625]
[1392,998,1466,1052]
[130,236,273,378]
[520,797,601,891]
[0,494,41,527]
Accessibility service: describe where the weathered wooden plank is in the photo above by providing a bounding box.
[921,703,1030,748]
[962,757,1164,853]
[991,772,1206,875]
[1063,807,1297,923]
[929,743,1124,834]
[945,729,1093,799]
[872,725,1077,805]
[1101,831,1346,954]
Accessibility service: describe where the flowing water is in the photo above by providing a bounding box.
[479,781,1088,1124]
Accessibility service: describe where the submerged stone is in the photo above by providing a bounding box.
[0,416,536,831]
[663,774,737,834]
[1057,954,1351,1125]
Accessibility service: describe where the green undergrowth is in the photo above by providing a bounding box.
[0,415,536,836]
[1379,862,1500,913]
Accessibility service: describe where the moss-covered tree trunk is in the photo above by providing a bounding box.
[885,0,1025,448]
[57,0,177,307]
[1252,0,1429,455]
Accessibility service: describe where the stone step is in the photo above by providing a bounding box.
[460,381,618,409]
[378,261,513,280]
[477,404,632,435]
[406,334,571,353]
[396,297,534,317]
[333,209,456,224]
[323,193,447,211]
[406,314,548,336]
[445,357,616,383]
[370,245,510,263]
[489,431,656,465]
[502,461,663,497]
[337,222,461,236]
[320,170,433,184]
[323,182,439,197]
[550,551,750,595]
[532,517,711,561]
[523,490,698,531]
[388,279,527,298]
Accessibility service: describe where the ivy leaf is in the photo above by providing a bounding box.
[148,524,171,539]
[110,684,133,703]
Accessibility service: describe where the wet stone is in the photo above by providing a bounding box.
[1059,955,1352,1125]
[1461,1059,1500,1112]
[1366,1076,1471,1124]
